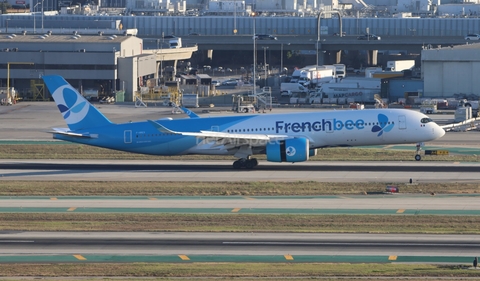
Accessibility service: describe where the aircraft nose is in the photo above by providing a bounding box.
[434,124,446,139]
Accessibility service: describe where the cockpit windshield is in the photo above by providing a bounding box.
[421,118,433,124]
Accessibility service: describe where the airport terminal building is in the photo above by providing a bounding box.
[0,32,156,101]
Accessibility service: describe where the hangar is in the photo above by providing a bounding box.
[422,44,480,99]
[0,31,197,102]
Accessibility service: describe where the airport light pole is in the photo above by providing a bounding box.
[316,11,320,67]
[41,0,44,32]
[262,46,268,86]
[7,62,34,103]
[280,43,283,74]
[252,13,256,96]
[280,43,283,75]
[233,0,237,35]
[281,43,290,75]
[33,2,38,34]
[33,0,45,34]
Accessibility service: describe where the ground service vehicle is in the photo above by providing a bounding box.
[386,60,415,71]
[169,38,182,48]
[357,34,381,40]
[465,34,480,40]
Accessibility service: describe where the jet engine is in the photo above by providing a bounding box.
[266,138,309,162]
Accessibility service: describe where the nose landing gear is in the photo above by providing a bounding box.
[415,143,422,161]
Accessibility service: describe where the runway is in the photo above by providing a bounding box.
[2,194,480,213]
[1,159,480,182]
[0,232,477,264]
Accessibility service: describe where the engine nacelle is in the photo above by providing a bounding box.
[266,138,309,162]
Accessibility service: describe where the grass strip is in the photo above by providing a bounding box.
[0,263,476,279]
[1,213,480,233]
[1,144,478,161]
[0,181,479,195]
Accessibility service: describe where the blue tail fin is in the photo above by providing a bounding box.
[42,75,113,131]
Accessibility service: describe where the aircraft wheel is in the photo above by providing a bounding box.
[233,160,243,169]
[245,159,256,169]
[415,155,421,161]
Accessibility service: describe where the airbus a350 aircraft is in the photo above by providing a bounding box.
[42,75,445,169]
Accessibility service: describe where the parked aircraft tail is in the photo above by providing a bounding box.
[43,75,113,131]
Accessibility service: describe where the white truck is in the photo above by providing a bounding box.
[290,69,312,85]
[290,65,335,86]
[311,66,336,84]
[386,60,415,72]
[333,64,346,79]
[280,82,308,94]
[169,38,182,49]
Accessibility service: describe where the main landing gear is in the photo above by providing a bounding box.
[233,158,258,169]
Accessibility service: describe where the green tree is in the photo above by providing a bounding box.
[0,1,12,14]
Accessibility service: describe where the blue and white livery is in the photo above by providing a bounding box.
[42,75,445,168]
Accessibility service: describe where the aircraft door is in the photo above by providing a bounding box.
[124,130,132,144]
[398,115,406,130]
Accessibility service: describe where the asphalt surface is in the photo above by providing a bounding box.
[2,193,480,212]
[0,232,479,262]
[1,159,480,182]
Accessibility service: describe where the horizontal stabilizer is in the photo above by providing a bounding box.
[147,120,181,135]
[51,128,97,138]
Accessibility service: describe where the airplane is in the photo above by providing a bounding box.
[42,75,445,169]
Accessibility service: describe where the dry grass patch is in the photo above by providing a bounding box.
[0,263,476,279]
[1,213,479,233]
[0,181,479,196]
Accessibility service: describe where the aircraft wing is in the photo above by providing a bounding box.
[50,128,97,138]
[148,120,288,147]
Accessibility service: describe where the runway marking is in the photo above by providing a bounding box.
[73,255,86,260]
[243,197,255,200]
[50,197,57,200]
[396,209,405,214]
[388,255,397,261]
[284,255,294,260]
[178,255,190,261]
[231,208,241,213]
[0,240,34,243]
[149,198,157,200]
[67,207,76,212]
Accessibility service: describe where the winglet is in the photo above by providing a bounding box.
[148,120,180,134]
[181,107,200,118]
